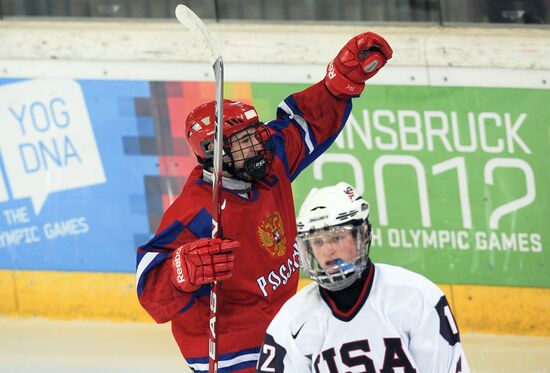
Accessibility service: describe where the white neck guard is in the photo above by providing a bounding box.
[202,169,252,193]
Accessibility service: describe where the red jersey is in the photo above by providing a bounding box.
[136,81,352,372]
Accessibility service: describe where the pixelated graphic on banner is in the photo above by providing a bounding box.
[0,78,255,273]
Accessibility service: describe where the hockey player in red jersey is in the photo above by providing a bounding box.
[257,183,470,372]
[136,32,392,373]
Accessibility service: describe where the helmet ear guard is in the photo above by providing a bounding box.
[200,139,215,160]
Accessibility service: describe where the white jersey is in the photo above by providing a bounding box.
[256,263,469,373]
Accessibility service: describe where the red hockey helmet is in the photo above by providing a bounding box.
[185,99,260,160]
[185,99,274,182]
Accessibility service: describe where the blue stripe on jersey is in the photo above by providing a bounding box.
[217,360,257,373]
[186,346,261,364]
[248,185,260,201]
[278,95,319,151]
[136,249,147,266]
[136,220,186,296]
[140,220,186,251]
[186,346,261,372]
[290,99,352,181]
[178,284,211,314]
[136,251,170,297]
[187,208,213,238]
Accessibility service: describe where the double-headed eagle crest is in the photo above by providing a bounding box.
[257,211,286,257]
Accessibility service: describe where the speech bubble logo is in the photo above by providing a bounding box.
[0,172,8,203]
[0,79,106,215]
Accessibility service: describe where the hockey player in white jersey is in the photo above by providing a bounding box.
[256,182,469,373]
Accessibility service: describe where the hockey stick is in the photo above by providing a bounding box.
[175,5,224,373]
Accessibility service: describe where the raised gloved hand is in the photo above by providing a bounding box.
[171,237,238,292]
[325,32,393,98]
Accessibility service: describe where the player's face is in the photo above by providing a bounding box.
[227,127,263,169]
[309,228,357,269]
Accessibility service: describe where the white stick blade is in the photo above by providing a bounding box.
[175,4,221,65]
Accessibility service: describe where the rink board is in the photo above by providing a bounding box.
[0,77,548,335]
[0,269,549,336]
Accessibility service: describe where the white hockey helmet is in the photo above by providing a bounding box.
[296,182,372,291]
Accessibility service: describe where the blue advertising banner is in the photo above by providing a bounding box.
[0,79,163,272]
[0,78,253,273]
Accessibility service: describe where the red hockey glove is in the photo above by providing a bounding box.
[325,32,393,98]
[171,237,238,292]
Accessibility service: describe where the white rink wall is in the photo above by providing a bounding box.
[1,19,549,86]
